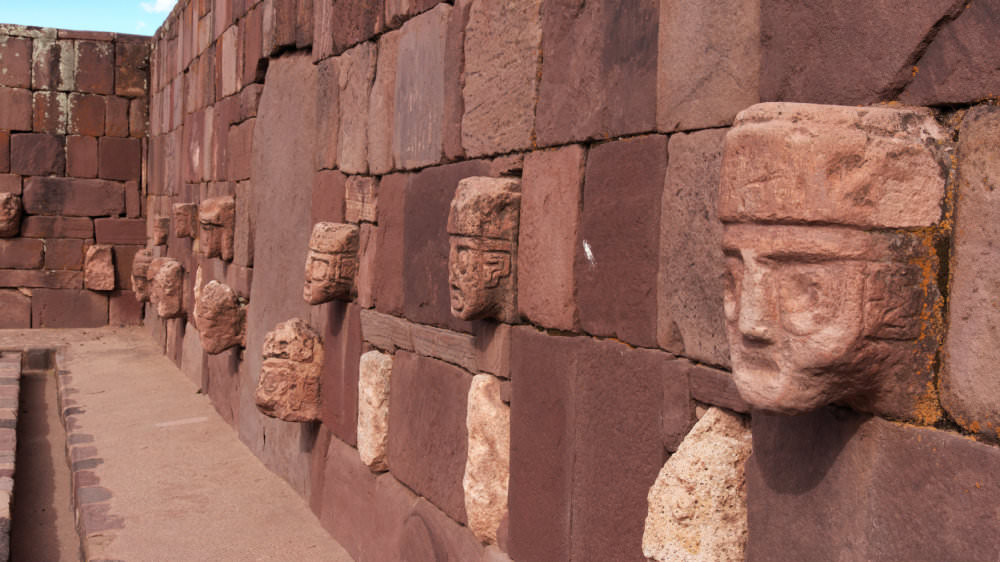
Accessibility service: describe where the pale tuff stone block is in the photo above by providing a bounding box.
[357,350,393,471]
[463,373,510,544]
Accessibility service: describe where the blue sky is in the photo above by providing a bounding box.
[0,0,177,36]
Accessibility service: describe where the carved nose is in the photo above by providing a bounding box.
[738,266,774,343]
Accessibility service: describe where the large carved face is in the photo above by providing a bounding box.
[194,281,244,354]
[302,222,359,305]
[0,193,22,238]
[255,318,323,422]
[448,237,512,321]
[149,257,184,318]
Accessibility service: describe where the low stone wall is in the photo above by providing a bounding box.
[0,26,150,328]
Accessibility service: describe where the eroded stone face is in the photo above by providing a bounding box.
[0,193,22,238]
[643,407,751,562]
[131,249,153,302]
[447,177,521,322]
[463,373,510,544]
[199,196,235,261]
[173,202,198,238]
[149,257,184,318]
[84,244,115,291]
[151,216,170,245]
[719,103,946,419]
[302,222,359,305]
[194,280,245,354]
[357,350,393,471]
[255,318,323,422]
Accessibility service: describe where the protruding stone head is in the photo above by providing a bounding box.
[447,177,521,322]
[303,222,359,305]
[84,244,115,291]
[173,202,198,239]
[151,216,170,245]
[255,318,323,422]
[131,249,154,303]
[194,280,245,354]
[199,196,235,261]
[148,257,184,318]
[718,103,947,420]
[0,193,22,238]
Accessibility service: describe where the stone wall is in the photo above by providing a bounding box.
[137,1,1000,561]
[0,26,149,328]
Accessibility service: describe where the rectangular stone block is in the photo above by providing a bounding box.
[180,321,207,389]
[109,290,143,326]
[32,38,75,91]
[312,170,346,224]
[387,351,470,525]
[44,238,85,270]
[393,5,449,169]
[0,269,82,289]
[262,0,297,56]
[105,96,129,137]
[75,40,114,94]
[688,362,748,414]
[0,238,43,269]
[315,56,339,170]
[125,180,141,218]
[316,435,379,561]
[296,0,314,48]
[0,175,18,195]
[98,136,141,181]
[11,133,65,176]
[23,177,124,217]
[0,36,32,89]
[241,3,265,87]
[68,93,105,136]
[31,289,106,327]
[21,216,94,238]
[0,290,30,328]
[461,0,541,157]
[518,145,584,331]
[345,175,376,223]
[535,0,657,146]
[218,25,239,98]
[337,42,375,175]
[0,132,8,172]
[66,135,98,178]
[0,88,31,131]
[385,0,439,28]
[94,218,145,245]
[373,172,407,316]
[32,91,67,134]
[576,135,666,348]
[115,38,149,98]
[368,28,400,175]
[227,119,253,181]
[129,98,147,138]
[317,0,385,57]
[311,301,363,446]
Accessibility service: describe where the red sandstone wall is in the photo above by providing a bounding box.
[142,1,1000,561]
[0,25,149,328]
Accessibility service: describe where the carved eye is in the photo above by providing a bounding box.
[777,265,845,336]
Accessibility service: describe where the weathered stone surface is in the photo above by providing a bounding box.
[463,374,510,544]
[687,362,748,415]
[20,216,93,238]
[368,29,400,175]
[94,218,144,245]
[303,222,360,304]
[180,321,207,390]
[31,289,107,328]
[109,289,143,326]
[66,134,97,178]
[345,176,377,223]
[316,434,379,560]
[392,5,449,170]
[115,38,149,98]
[173,202,198,238]
[387,351,470,524]
[0,193,21,238]
[32,90,68,134]
[373,172,407,315]
[461,0,541,157]
[312,170,346,224]
[11,133,64,176]
[0,238,42,269]
[23,177,122,217]
[760,0,963,105]
[576,135,666,348]
[357,350,392,471]
[658,0,759,131]
[45,238,84,271]
[747,408,1000,561]
[658,129,729,366]
[518,145,583,331]
[0,36,32,89]
[150,216,169,245]
[0,290,30,329]
[311,301,364,446]
[356,222,377,308]
[643,407,751,562]
[75,40,113,94]
[943,105,1000,441]
[194,279,245,354]
[0,269,82,289]
[315,0,384,58]
[535,1,658,146]
[149,257,184,318]
[233,181,253,266]
[719,103,949,229]
[0,87,31,131]
[0,133,9,172]
[385,0,439,28]
[314,57,339,170]
[447,176,521,323]
[84,244,115,291]
[32,38,75,91]
[68,93,104,136]
[198,196,235,260]
[255,318,323,422]
[337,42,375,175]
[98,136,141,181]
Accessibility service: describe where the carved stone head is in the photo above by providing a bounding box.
[84,244,115,291]
[199,196,235,261]
[718,103,948,420]
[131,249,154,302]
[173,202,198,239]
[0,193,22,238]
[255,318,323,422]
[302,222,359,305]
[447,177,521,323]
[151,216,170,245]
[194,280,245,354]
[148,257,184,318]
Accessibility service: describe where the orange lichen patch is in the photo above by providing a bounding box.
[912,380,942,426]
[912,65,920,77]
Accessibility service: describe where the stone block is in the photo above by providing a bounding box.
[295,0,313,48]
[0,133,8,172]
[317,0,385,57]
[109,290,143,326]
[23,177,123,217]
[943,105,1000,441]
[0,290,30,329]
[129,98,147,138]
[357,350,392,471]
[385,0,439,29]
[0,193,21,238]
[0,238,42,269]
[150,216,169,245]
[105,96,129,137]
[148,257,184,318]
[227,119,253,181]
[576,135,666,348]
[657,129,729,366]
[0,175,17,196]
[84,244,115,291]
[356,222,377,308]
[241,3,265,86]
[393,5,449,169]
[110,243,137,292]
[198,196,235,261]
[345,175,377,224]
[115,38,149,98]
[98,136,141,181]
[0,269,82,289]
[372,172,407,315]
[643,407,751,562]
[464,374,510,544]
[75,40,114,94]
[761,0,963,105]
[180,321,207,389]
[461,0,541,157]
[317,436,379,560]
[399,497,485,562]
[219,25,239,98]
[311,301,364,446]
[312,170,346,224]
[205,346,240,425]
[0,36,31,89]
[314,56,339,170]
[387,351,470,524]
[518,145,584,331]
[94,218,145,245]
[10,133,65,176]
[66,135,98,178]
[368,29,400,175]
[44,238,84,270]
[535,0,657,146]
[233,182,253,267]
[172,203,198,238]
[0,87,31,131]
[68,93,105,136]
[31,38,75,91]
[262,0,296,56]
[21,216,93,238]
[32,90,67,134]
[337,42,375,175]
[688,362,748,415]
[31,289,107,328]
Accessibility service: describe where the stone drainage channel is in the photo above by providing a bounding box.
[5,348,85,562]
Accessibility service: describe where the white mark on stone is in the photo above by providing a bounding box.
[154,416,209,428]
[583,239,596,268]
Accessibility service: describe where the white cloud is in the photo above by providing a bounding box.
[136,21,148,31]
[140,0,176,14]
